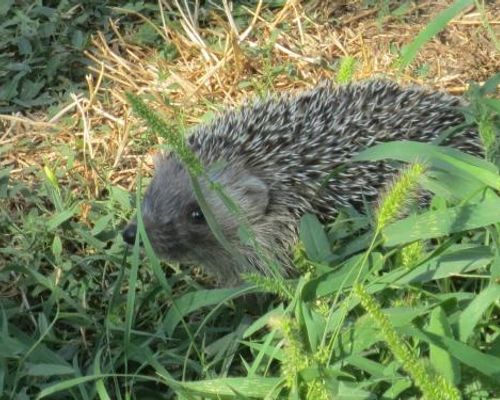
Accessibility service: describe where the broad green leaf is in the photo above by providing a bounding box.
[109,186,131,209]
[457,284,500,342]
[299,213,333,263]
[382,195,500,246]
[0,0,14,15]
[16,266,83,312]
[300,302,326,352]
[127,343,176,382]
[302,252,383,301]
[491,246,500,282]
[243,305,285,338]
[47,204,79,231]
[75,226,105,249]
[383,306,431,328]
[240,340,284,363]
[346,355,400,379]
[6,325,72,367]
[92,348,111,400]
[405,327,500,380]
[384,246,493,285]
[43,165,59,189]
[353,141,500,190]
[51,235,62,258]
[71,30,85,49]
[382,379,413,399]
[428,307,461,384]
[421,169,485,201]
[90,215,113,236]
[179,377,281,398]
[0,78,19,102]
[17,37,32,55]
[0,335,26,357]
[246,329,278,377]
[483,98,500,114]
[39,372,173,399]
[480,73,500,95]
[37,375,135,399]
[26,363,75,377]
[164,287,249,336]
[58,312,93,327]
[20,78,44,101]
[340,307,430,364]
[333,382,374,399]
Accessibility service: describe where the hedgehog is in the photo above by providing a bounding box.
[122,80,482,285]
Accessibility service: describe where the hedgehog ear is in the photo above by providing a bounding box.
[232,173,269,217]
[153,151,169,168]
[207,167,269,217]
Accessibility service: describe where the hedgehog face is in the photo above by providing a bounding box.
[137,156,216,264]
[122,154,270,271]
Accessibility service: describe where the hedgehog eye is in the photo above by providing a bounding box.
[190,207,205,224]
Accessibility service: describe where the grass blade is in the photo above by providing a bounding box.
[457,284,500,342]
[428,307,461,384]
[407,327,500,380]
[382,195,500,246]
[354,141,500,190]
[299,213,333,263]
[397,0,474,69]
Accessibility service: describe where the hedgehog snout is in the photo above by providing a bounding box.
[122,222,137,245]
[121,214,166,247]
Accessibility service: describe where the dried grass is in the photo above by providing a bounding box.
[1,1,498,199]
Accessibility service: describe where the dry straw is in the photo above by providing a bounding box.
[1,2,498,200]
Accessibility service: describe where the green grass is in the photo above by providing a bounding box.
[0,1,155,113]
[1,2,499,400]
[396,0,475,70]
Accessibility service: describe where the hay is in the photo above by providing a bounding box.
[1,1,498,195]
